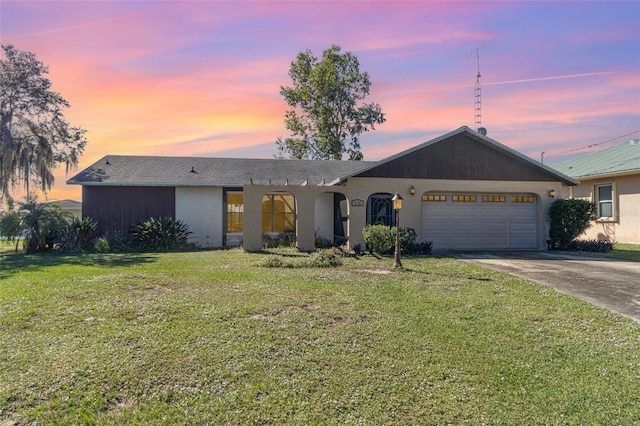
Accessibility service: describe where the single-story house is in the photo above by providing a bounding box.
[43,199,82,219]
[551,139,640,243]
[67,126,578,251]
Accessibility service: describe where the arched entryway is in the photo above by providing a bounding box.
[315,192,349,246]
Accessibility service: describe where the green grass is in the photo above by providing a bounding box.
[608,242,640,261]
[1,249,639,424]
[565,242,640,262]
[0,239,19,254]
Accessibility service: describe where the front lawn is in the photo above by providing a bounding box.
[0,239,19,254]
[608,242,640,262]
[1,249,638,424]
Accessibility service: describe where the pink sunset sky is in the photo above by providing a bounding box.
[1,0,639,202]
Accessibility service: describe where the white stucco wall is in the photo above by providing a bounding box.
[175,187,223,248]
[314,192,334,242]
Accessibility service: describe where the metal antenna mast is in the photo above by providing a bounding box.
[474,48,482,130]
[467,43,488,132]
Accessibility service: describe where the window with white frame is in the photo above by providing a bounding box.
[596,184,614,219]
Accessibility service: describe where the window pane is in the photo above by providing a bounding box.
[262,194,296,232]
[369,197,392,225]
[262,197,272,214]
[279,195,295,213]
[599,201,612,218]
[262,213,272,232]
[598,185,612,201]
[227,192,243,232]
[228,193,243,205]
[227,213,243,232]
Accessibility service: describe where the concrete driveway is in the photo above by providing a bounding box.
[452,251,640,324]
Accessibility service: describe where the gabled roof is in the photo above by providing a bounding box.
[551,140,640,179]
[68,127,579,188]
[67,156,374,187]
[330,126,578,185]
[43,199,82,209]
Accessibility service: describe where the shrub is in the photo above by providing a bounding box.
[315,233,333,249]
[130,216,192,251]
[549,199,596,249]
[257,256,292,268]
[306,249,342,267]
[363,225,432,256]
[57,217,98,252]
[262,231,296,249]
[94,237,110,253]
[362,224,395,255]
[398,227,417,254]
[18,198,72,253]
[106,234,133,253]
[565,239,615,253]
[412,241,433,255]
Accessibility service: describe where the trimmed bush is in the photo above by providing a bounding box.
[363,225,432,256]
[362,224,395,255]
[565,239,615,253]
[549,199,596,249]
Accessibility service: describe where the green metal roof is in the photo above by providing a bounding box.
[551,139,640,179]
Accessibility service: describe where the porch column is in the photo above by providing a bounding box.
[295,190,316,252]
[347,197,367,250]
[242,185,263,251]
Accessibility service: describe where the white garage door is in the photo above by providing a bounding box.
[421,194,538,250]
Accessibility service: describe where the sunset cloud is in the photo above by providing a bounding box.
[1,0,638,202]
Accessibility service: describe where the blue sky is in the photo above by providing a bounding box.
[1,0,638,200]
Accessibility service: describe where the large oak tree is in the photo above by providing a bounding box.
[276,45,385,160]
[0,44,87,201]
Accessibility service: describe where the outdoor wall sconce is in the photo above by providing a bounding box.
[392,193,403,268]
[409,185,416,196]
[549,189,556,198]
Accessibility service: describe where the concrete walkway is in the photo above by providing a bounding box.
[452,251,640,324]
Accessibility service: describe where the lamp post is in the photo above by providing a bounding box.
[392,193,403,268]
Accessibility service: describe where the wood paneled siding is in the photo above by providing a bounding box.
[83,186,175,236]
[355,133,558,181]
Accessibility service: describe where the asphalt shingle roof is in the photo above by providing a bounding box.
[43,199,82,209]
[552,140,640,179]
[67,156,375,187]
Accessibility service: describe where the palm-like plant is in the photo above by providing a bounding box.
[18,196,72,253]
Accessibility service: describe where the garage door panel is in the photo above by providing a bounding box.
[421,194,537,250]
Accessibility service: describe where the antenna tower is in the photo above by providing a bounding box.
[474,48,482,130]
[467,43,488,131]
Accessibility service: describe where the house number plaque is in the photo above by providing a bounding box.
[351,199,364,207]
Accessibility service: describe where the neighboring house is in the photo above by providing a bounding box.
[43,199,82,219]
[67,126,577,251]
[551,140,640,243]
